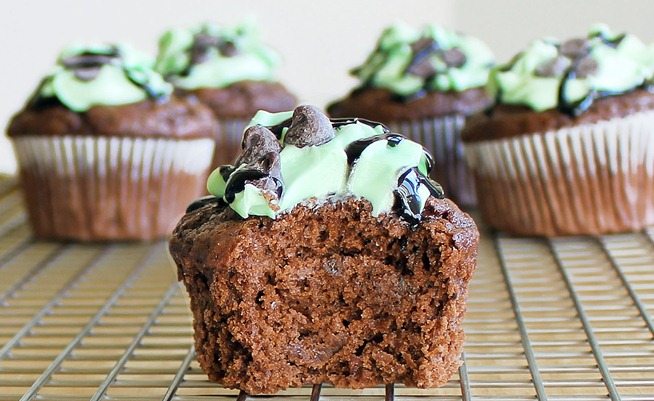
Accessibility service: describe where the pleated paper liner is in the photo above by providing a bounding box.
[389,115,476,208]
[212,118,248,168]
[12,135,214,241]
[464,110,654,236]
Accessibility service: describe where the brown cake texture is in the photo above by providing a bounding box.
[7,96,218,139]
[169,196,478,394]
[462,88,654,142]
[328,87,491,122]
[185,80,297,120]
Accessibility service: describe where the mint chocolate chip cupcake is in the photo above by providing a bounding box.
[7,43,217,241]
[170,105,478,394]
[155,22,297,168]
[328,23,494,207]
[462,25,654,236]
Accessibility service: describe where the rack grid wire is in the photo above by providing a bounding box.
[0,176,653,401]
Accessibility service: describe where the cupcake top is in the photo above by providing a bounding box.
[155,21,281,90]
[352,23,494,98]
[29,43,172,112]
[490,24,654,115]
[8,44,215,139]
[196,105,443,224]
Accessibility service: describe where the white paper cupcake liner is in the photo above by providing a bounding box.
[389,115,476,207]
[12,135,214,241]
[464,110,654,236]
[212,118,248,167]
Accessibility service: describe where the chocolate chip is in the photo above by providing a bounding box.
[218,41,238,57]
[410,37,439,55]
[442,48,467,68]
[196,33,220,47]
[237,125,282,173]
[284,105,335,148]
[560,38,590,59]
[535,56,570,77]
[575,56,598,78]
[406,57,436,78]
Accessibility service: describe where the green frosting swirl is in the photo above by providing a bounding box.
[352,22,494,96]
[490,24,654,112]
[155,21,281,90]
[35,43,172,112]
[206,108,440,221]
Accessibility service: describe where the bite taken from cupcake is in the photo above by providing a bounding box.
[169,105,479,394]
[155,21,297,168]
[463,24,654,236]
[328,23,495,207]
[8,43,217,241]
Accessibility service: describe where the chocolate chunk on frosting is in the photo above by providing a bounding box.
[284,105,335,147]
[201,105,442,223]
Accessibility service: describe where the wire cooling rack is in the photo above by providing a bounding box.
[0,176,653,401]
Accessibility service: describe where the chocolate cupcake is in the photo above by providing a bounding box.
[155,22,297,168]
[169,106,479,393]
[328,23,494,207]
[7,43,216,241]
[463,25,654,236]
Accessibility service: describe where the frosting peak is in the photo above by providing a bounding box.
[31,44,172,112]
[155,21,281,90]
[352,23,494,97]
[203,105,443,223]
[490,25,654,114]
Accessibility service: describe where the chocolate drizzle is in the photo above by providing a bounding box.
[394,167,444,225]
[344,133,405,165]
[590,30,626,48]
[224,168,268,203]
[196,106,445,223]
[186,195,224,213]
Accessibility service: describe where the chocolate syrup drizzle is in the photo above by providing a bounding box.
[395,167,444,224]
[186,195,225,213]
[188,116,444,224]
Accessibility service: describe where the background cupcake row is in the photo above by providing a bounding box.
[2,0,653,174]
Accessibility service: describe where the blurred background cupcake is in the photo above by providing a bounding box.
[462,25,654,236]
[7,43,216,241]
[155,21,297,168]
[328,23,494,207]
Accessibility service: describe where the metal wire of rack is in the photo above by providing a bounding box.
[0,177,653,401]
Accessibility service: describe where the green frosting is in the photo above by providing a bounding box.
[490,24,654,112]
[352,22,494,96]
[155,21,281,90]
[206,108,439,220]
[35,43,172,112]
